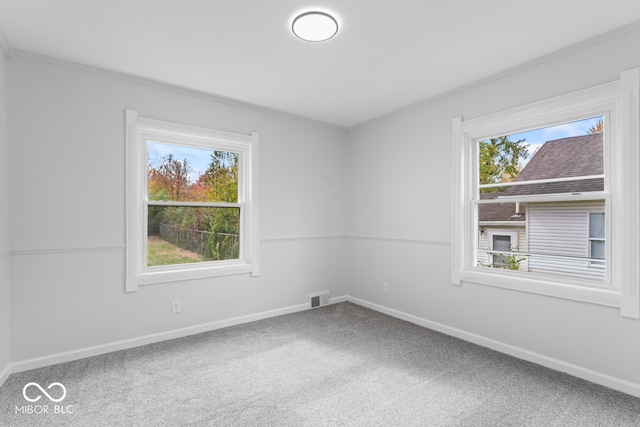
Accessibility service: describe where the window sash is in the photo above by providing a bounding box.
[478,174,605,190]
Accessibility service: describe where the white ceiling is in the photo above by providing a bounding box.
[1,1,640,127]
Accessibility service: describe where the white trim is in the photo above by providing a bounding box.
[10,49,344,130]
[125,110,260,291]
[10,246,125,257]
[0,30,11,57]
[616,67,640,319]
[0,363,10,389]
[9,296,349,374]
[348,235,450,247]
[5,237,348,257]
[261,235,347,243]
[348,296,640,399]
[7,21,640,131]
[6,295,638,399]
[452,69,640,317]
[478,174,604,190]
[351,21,640,130]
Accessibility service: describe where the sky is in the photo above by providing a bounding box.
[149,116,603,182]
[507,116,603,165]
[148,141,227,183]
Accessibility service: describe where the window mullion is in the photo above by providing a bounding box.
[146,201,243,208]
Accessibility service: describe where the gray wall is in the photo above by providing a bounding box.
[346,27,640,387]
[0,49,10,381]
[7,55,348,363]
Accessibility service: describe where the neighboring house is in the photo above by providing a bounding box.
[479,133,604,277]
[478,192,527,270]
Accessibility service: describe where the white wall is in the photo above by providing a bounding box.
[0,49,10,382]
[7,55,348,363]
[5,24,640,398]
[347,27,640,389]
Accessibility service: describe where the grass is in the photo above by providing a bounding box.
[147,235,204,266]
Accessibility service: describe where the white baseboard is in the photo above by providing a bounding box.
[10,301,314,374]
[329,294,349,304]
[11,294,634,401]
[348,296,640,399]
[0,362,10,389]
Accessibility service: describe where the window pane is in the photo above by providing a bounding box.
[148,141,239,203]
[492,235,511,251]
[492,235,511,267]
[476,116,606,279]
[478,116,604,196]
[147,206,240,266]
[591,240,605,260]
[589,213,605,238]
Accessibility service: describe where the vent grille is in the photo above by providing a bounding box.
[309,292,330,309]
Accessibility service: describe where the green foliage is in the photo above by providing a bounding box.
[147,149,240,263]
[204,151,239,202]
[478,136,529,192]
[485,246,526,271]
[147,236,203,266]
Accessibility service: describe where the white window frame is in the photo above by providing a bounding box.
[452,69,639,318]
[486,229,518,268]
[125,110,260,292]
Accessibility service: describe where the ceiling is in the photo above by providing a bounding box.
[1,1,640,128]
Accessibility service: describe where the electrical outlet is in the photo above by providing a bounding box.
[382,282,389,293]
[171,299,181,314]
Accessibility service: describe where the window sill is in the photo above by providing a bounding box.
[454,267,625,311]
[126,261,257,291]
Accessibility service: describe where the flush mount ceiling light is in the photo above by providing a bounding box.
[292,11,338,42]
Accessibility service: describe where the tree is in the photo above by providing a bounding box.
[478,136,529,192]
[148,154,191,201]
[589,119,604,134]
[147,150,241,260]
[202,151,240,260]
[203,151,238,202]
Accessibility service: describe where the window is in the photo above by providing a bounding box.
[125,110,259,291]
[452,69,639,318]
[486,229,519,270]
[588,212,605,266]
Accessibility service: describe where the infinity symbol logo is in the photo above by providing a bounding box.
[22,382,67,403]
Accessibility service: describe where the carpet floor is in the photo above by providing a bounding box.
[1,302,639,426]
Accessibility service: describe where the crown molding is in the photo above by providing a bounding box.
[9,49,346,132]
[0,30,12,57]
[349,20,640,131]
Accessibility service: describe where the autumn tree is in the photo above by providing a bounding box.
[589,119,604,134]
[148,154,191,201]
[478,136,529,193]
[148,150,241,260]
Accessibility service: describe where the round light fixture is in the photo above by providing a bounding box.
[292,11,338,42]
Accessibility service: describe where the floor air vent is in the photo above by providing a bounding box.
[309,292,330,309]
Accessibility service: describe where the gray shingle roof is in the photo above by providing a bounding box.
[479,192,526,222]
[503,132,603,196]
[479,133,603,222]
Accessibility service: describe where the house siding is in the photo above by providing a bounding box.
[528,201,605,278]
[478,226,527,270]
